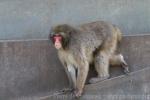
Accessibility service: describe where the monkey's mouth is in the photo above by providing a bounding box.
[55,43,62,49]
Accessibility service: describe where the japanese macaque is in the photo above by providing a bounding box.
[49,21,129,97]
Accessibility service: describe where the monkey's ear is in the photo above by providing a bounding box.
[49,26,55,38]
[49,33,52,39]
[48,33,53,44]
[49,27,55,44]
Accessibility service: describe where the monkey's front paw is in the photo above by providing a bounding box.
[89,75,110,84]
[74,89,82,98]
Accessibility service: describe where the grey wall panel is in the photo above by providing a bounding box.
[0,0,150,39]
[0,35,150,99]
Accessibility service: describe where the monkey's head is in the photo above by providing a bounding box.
[50,24,75,50]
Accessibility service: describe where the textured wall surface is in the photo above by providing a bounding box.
[0,0,150,40]
[0,35,150,99]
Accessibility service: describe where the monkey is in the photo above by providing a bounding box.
[49,21,129,97]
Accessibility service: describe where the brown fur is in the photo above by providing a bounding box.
[50,21,129,97]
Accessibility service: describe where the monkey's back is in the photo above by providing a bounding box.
[70,21,119,52]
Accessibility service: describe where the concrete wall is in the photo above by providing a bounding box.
[0,0,150,40]
[1,35,150,99]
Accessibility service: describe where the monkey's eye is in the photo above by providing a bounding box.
[53,35,62,42]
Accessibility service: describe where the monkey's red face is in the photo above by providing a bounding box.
[52,34,63,49]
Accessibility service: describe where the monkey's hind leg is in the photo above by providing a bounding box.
[89,51,110,84]
[110,54,130,74]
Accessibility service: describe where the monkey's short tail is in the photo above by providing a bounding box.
[114,25,123,53]
[115,26,122,42]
